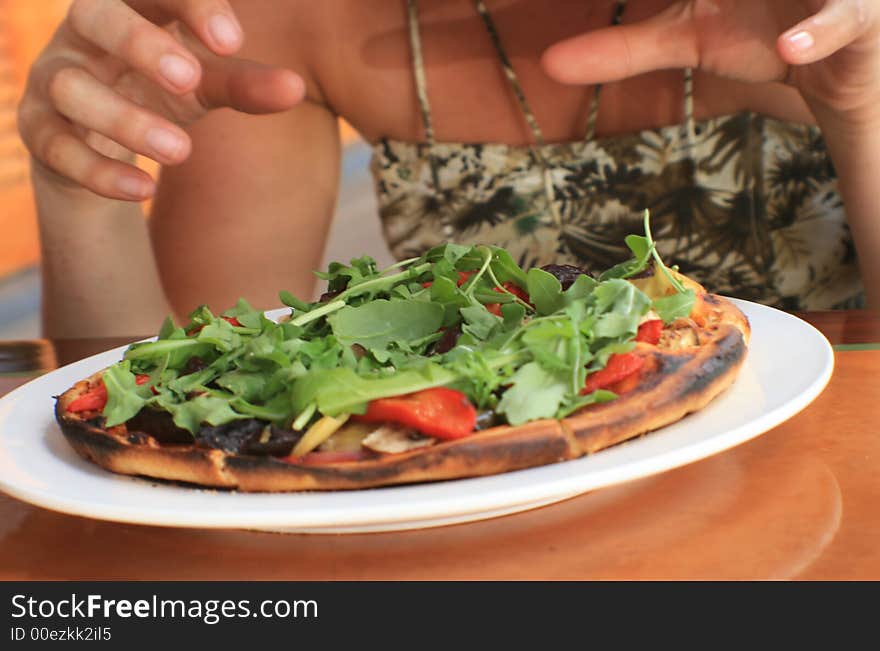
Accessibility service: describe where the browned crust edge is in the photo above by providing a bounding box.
[54,295,749,492]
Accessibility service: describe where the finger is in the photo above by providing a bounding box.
[67,0,202,94]
[48,66,191,165]
[130,0,244,55]
[541,2,697,85]
[778,0,874,64]
[24,111,155,201]
[197,58,306,114]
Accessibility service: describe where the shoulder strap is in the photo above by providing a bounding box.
[585,1,628,140]
[473,0,547,146]
[405,0,442,191]
[406,0,435,148]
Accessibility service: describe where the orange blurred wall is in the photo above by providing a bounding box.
[1,0,71,279]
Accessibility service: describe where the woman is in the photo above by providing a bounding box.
[16,0,880,338]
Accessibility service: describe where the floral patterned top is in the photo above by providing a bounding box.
[369,0,864,311]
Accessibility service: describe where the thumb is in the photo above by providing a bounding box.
[197,57,306,114]
[541,2,697,85]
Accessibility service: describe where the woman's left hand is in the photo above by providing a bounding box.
[542,0,880,127]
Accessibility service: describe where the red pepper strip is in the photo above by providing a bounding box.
[581,352,645,395]
[188,315,243,335]
[136,373,161,395]
[67,374,154,413]
[486,303,503,317]
[486,281,531,316]
[606,355,658,395]
[67,382,108,413]
[636,319,664,345]
[352,387,477,440]
[501,281,531,305]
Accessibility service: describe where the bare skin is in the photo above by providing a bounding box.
[17,0,880,338]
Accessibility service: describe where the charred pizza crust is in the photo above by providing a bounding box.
[54,290,749,491]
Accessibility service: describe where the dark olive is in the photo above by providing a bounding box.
[539,264,592,290]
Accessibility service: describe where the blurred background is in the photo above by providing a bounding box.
[0,0,388,340]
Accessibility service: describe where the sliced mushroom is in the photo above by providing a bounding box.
[362,426,436,454]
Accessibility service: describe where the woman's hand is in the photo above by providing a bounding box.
[17,0,305,202]
[542,1,880,128]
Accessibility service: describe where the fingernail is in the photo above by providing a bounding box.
[208,14,242,49]
[117,176,153,199]
[787,30,815,51]
[145,128,184,161]
[158,54,198,89]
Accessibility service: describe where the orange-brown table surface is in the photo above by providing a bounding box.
[0,311,878,580]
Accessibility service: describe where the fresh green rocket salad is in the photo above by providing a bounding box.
[97,214,695,436]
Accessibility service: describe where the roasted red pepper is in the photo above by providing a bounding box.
[188,315,243,335]
[422,272,530,316]
[353,387,477,440]
[581,352,645,395]
[66,382,108,413]
[67,374,151,413]
[636,319,663,345]
[500,281,531,305]
[486,281,530,316]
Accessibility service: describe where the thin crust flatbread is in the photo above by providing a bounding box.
[54,284,749,492]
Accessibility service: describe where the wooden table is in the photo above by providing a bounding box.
[1,312,878,580]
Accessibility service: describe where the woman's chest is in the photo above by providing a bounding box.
[305,0,812,145]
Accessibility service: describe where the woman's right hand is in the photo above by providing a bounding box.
[16,0,305,202]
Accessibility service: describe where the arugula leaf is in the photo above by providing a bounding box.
[423,242,471,266]
[563,274,598,305]
[314,255,380,293]
[496,362,567,426]
[196,320,241,352]
[291,363,459,417]
[157,316,178,340]
[157,393,244,434]
[215,370,267,403]
[229,393,291,423]
[489,247,529,289]
[279,290,313,313]
[125,339,212,368]
[222,298,263,329]
[653,289,697,323]
[596,217,655,281]
[526,268,564,315]
[328,299,444,351]
[102,362,151,427]
[501,303,527,329]
[556,389,618,419]
[460,305,501,340]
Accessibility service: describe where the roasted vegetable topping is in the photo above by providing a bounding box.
[87,212,693,445]
[540,264,591,290]
[196,419,301,456]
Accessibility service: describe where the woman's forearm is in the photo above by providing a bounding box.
[32,169,176,339]
[810,106,880,310]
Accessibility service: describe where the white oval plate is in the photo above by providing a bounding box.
[0,300,833,533]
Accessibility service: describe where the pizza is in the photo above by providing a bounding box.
[54,215,749,491]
